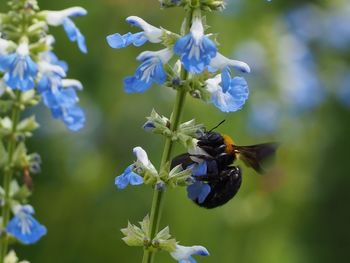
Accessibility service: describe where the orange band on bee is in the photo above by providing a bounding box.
[223,134,235,155]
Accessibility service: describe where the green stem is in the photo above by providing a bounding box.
[0,91,22,262]
[142,8,194,263]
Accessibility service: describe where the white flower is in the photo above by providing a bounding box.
[133,147,157,173]
[0,38,15,55]
[45,7,87,26]
[210,52,251,73]
[126,16,163,43]
[171,245,209,263]
[62,79,83,90]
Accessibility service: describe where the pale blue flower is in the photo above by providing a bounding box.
[206,74,249,112]
[115,165,144,189]
[171,245,209,263]
[38,52,85,131]
[63,18,87,53]
[174,16,217,73]
[45,7,88,53]
[124,48,173,93]
[6,205,47,245]
[278,35,324,112]
[115,146,156,189]
[187,162,211,204]
[0,43,38,91]
[107,16,163,49]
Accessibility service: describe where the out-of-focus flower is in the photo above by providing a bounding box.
[45,7,88,53]
[107,16,163,49]
[248,100,280,136]
[174,15,217,74]
[0,42,38,91]
[170,245,209,263]
[6,205,47,245]
[0,38,15,55]
[277,34,324,112]
[4,250,29,263]
[205,74,249,112]
[38,52,85,131]
[124,48,173,93]
[335,72,350,108]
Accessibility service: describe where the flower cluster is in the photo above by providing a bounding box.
[0,0,87,258]
[107,10,250,113]
[0,5,87,131]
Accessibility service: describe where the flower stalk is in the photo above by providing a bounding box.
[142,9,193,263]
[0,91,21,263]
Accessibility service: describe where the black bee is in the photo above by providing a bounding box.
[171,124,278,209]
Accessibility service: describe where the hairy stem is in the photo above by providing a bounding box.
[142,8,194,263]
[0,91,22,262]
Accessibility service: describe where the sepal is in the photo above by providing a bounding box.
[143,109,171,136]
[121,215,150,247]
[166,164,193,188]
[4,250,30,263]
[152,226,177,252]
[176,119,204,148]
[16,116,39,137]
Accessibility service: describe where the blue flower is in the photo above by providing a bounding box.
[115,147,158,189]
[115,165,144,189]
[45,7,88,53]
[6,205,47,245]
[38,52,85,131]
[248,100,280,136]
[174,15,217,74]
[205,74,249,112]
[124,48,173,93]
[171,245,209,263]
[107,16,163,49]
[187,162,211,204]
[278,35,324,112]
[0,43,38,91]
[63,18,87,53]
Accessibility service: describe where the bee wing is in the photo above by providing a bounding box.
[171,153,195,169]
[235,143,279,174]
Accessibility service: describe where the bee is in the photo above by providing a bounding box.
[171,122,278,209]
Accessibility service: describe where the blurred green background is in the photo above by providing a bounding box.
[2,0,350,262]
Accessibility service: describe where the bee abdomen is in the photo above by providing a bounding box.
[197,166,242,209]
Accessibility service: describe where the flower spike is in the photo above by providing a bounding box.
[107,16,163,49]
[174,12,217,74]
